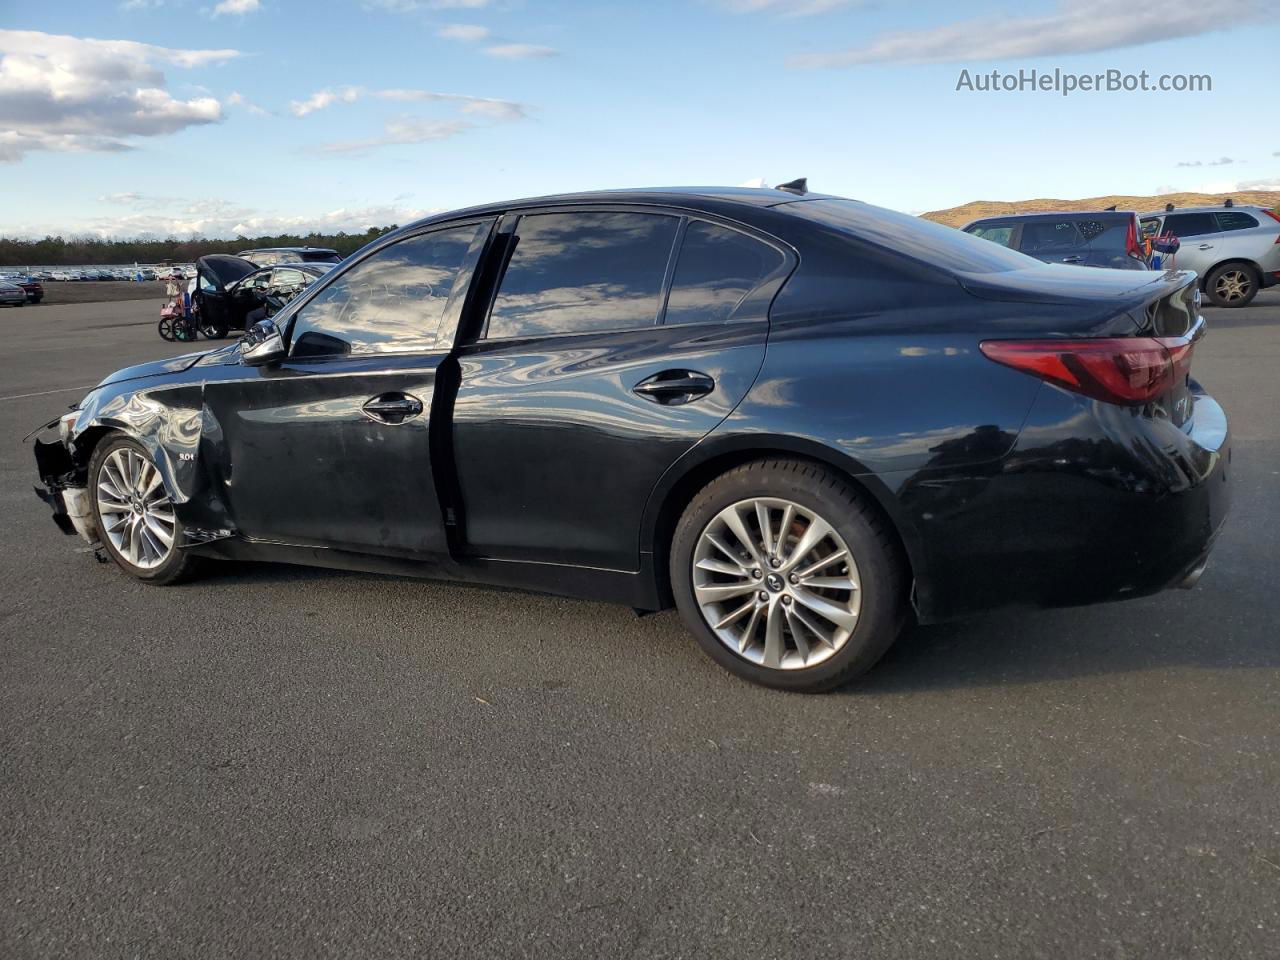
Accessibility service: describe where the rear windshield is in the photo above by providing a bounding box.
[790,198,1037,274]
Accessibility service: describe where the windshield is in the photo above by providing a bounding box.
[789,198,1040,274]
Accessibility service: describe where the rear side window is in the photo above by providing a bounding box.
[663,221,784,325]
[1019,220,1083,254]
[1163,213,1217,238]
[791,199,1036,274]
[487,211,679,339]
[1079,218,1131,249]
[289,223,482,357]
[1216,211,1259,232]
[967,223,1016,248]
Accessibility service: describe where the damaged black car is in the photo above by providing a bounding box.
[30,186,1230,691]
[192,255,335,339]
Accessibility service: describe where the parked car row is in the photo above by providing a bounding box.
[0,275,44,303]
[962,200,1280,307]
[0,280,27,306]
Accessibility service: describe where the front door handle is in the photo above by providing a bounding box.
[632,370,715,406]
[362,392,424,424]
[1061,255,1083,263]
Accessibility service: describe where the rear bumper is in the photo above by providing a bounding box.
[909,386,1230,622]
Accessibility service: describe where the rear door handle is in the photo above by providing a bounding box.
[632,370,715,405]
[1061,255,1083,263]
[1198,243,1214,250]
[362,392,424,424]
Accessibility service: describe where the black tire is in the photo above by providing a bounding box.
[87,435,198,585]
[199,321,228,339]
[157,317,176,341]
[671,459,908,692]
[1204,262,1260,308]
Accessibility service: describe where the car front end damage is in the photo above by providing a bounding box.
[32,408,98,544]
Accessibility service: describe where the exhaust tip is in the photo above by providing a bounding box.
[1177,556,1210,590]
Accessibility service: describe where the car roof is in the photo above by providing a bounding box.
[963,211,1136,227]
[397,186,843,231]
[1140,204,1268,217]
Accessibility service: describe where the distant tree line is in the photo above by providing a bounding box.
[0,226,397,266]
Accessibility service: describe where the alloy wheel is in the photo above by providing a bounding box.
[1213,269,1252,304]
[96,447,177,569]
[691,497,861,670]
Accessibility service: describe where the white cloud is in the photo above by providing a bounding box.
[721,0,863,14]
[483,43,557,59]
[0,30,238,162]
[316,117,473,154]
[290,85,526,120]
[288,85,527,152]
[28,193,439,238]
[212,0,261,14]
[364,0,490,10]
[438,24,490,41]
[1176,157,1237,168]
[1199,177,1280,193]
[227,91,267,114]
[289,85,364,116]
[789,0,1259,67]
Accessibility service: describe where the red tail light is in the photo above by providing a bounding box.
[980,337,1192,406]
[1261,208,1280,226]
[1125,217,1143,259]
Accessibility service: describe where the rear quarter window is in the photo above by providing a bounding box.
[1216,211,1260,232]
[663,221,784,325]
[793,199,1037,273]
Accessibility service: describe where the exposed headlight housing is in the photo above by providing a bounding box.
[58,410,79,446]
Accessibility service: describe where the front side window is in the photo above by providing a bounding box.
[486,211,679,339]
[289,223,483,358]
[663,221,784,325]
[1163,213,1217,238]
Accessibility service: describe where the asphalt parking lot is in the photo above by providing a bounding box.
[2,292,1278,959]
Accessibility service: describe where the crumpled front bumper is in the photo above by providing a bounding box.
[32,437,96,543]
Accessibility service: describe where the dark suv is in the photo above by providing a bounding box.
[963,211,1149,270]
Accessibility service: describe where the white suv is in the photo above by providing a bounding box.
[1140,203,1280,307]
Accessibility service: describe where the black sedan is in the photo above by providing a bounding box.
[30,186,1230,691]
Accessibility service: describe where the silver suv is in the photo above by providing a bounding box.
[1140,203,1280,307]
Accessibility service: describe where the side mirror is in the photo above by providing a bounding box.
[241,320,285,366]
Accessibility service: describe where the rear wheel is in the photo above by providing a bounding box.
[157,317,176,341]
[671,459,908,692]
[1205,263,1259,308]
[88,436,197,584]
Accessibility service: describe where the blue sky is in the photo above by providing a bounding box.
[2,0,1276,237]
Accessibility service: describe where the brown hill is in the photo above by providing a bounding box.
[922,191,1280,227]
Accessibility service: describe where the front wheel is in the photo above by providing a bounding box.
[88,436,197,584]
[671,459,908,692]
[1205,263,1259,308]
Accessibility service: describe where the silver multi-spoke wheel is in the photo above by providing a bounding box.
[1212,269,1252,304]
[692,497,861,670]
[95,447,176,570]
